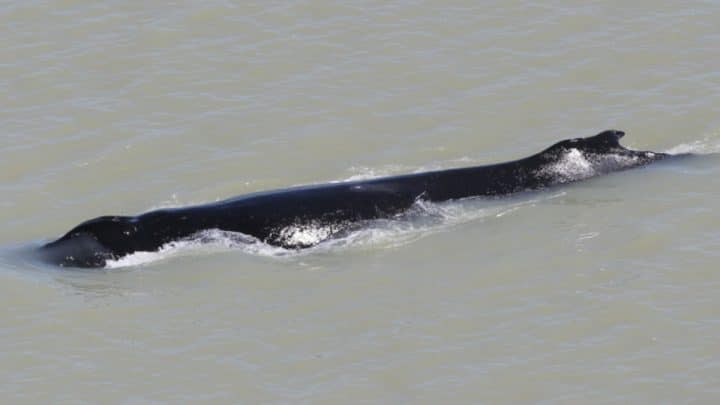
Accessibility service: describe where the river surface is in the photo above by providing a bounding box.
[2,1,720,403]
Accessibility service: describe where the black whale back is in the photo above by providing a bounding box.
[39,130,670,268]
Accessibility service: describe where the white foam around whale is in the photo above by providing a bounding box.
[665,128,720,154]
[666,140,720,155]
[536,148,645,184]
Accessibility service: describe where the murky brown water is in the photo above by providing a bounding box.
[2,1,720,402]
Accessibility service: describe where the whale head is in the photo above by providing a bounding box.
[39,216,140,268]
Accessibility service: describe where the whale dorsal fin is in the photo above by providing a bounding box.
[585,129,625,149]
[542,130,627,156]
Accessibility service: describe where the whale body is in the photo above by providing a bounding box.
[40,130,671,268]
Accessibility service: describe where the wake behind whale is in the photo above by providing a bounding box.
[39,130,677,268]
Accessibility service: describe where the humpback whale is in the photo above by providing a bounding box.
[40,130,671,268]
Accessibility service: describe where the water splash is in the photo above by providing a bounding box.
[105,230,280,268]
[666,129,720,154]
[541,149,595,183]
[666,139,720,154]
[275,221,348,247]
[536,148,641,183]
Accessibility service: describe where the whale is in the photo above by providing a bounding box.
[39,130,673,268]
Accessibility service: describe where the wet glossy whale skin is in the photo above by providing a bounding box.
[39,130,668,268]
